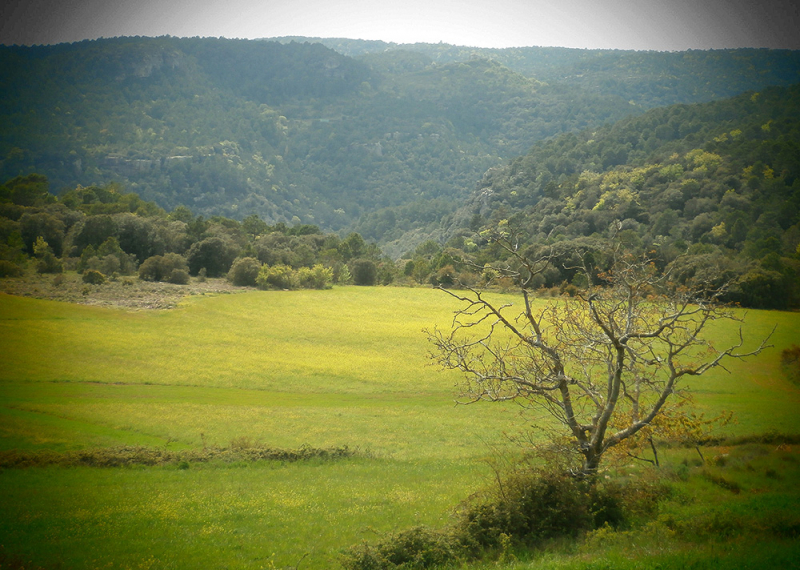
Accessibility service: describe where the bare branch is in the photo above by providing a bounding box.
[427,235,772,477]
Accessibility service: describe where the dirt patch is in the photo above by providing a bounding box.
[0,270,250,310]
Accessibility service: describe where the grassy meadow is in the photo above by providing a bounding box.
[1,286,799,569]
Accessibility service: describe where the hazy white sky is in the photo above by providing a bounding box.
[1,0,799,51]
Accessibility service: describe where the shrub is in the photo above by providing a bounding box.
[187,236,238,277]
[296,264,333,289]
[256,264,296,290]
[34,240,63,273]
[335,263,352,284]
[430,265,457,287]
[139,253,188,282]
[36,252,63,274]
[342,468,629,570]
[341,527,464,570]
[82,269,106,285]
[138,256,163,281]
[168,268,190,285]
[351,259,377,286]
[87,253,120,276]
[227,257,262,287]
[0,260,23,277]
[457,469,598,551]
[90,236,137,275]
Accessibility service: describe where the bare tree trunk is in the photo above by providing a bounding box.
[649,436,660,467]
[581,450,602,478]
[695,445,705,464]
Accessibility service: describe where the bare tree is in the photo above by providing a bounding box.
[427,235,772,477]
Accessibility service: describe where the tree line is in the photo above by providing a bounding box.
[0,174,395,288]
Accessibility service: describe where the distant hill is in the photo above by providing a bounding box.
[0,36,637,231]
[2,36,799,250]
[398,84,800,308]
[271,37,800,109]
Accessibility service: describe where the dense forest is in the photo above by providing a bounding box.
[2,36,799,250]
[1,37,799,308]
[393,84,800,309]
[276,37,800,108]
[0,37,637,232]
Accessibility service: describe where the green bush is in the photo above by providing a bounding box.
[82,269,106,285]
[296,264,333,289]
[430,265,457,287]
[256,264,297,290]
[227,257,262,287]
[351,259,377,286]
[79,237,137,276]
[138,256,163,281]
[334,262,352,285]
[342,468,629,570]
[86,253,120,276]
[457,469,599,550]
[187,236,239,277]
[0,260,23,277]
[167,268,190,285]
[139,253,188,282]
[341,527,465,570]
[35,251,63,274]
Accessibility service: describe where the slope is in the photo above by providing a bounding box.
[0,36,636,232]
[392,84,800,309]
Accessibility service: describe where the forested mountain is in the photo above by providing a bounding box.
[0,36,637,232]
[3,36,798,248]
[274,37,800,108]
[396,84,800,308]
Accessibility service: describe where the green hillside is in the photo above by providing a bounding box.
[3,37,798,240]
[384,84,800,309]
[0,37,636,230]
[275,37,800,107]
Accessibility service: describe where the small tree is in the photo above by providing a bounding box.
[139,253,188,282]
[227,257,262,287]
[427,234,771,477]
[33,236,63,274]
[186,236,238,277]
[351,258,377,286]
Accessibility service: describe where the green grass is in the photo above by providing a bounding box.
[0,288,525,459]
[0,458,481,569]
[464,443,800,570]
[1,287,799,569]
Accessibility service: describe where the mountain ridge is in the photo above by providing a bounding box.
[1,36,799,256]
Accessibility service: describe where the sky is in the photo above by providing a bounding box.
[1,0,799,51]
